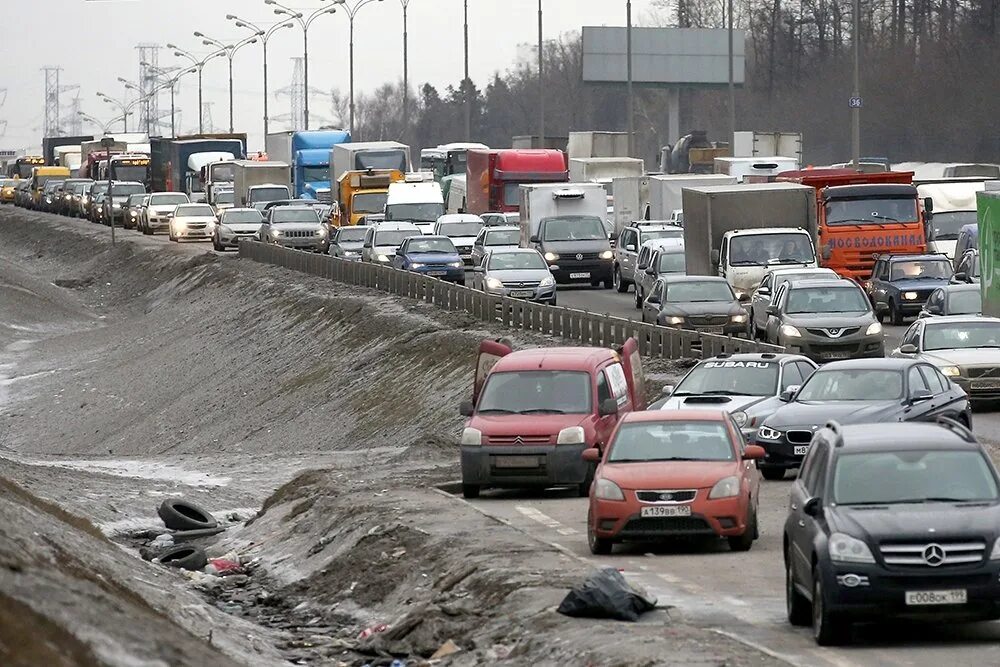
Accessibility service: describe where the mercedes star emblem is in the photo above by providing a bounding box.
[922,543,946,567]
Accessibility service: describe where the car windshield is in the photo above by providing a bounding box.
[641,228,683,243]
[216,191,235,205]
[947,290,981,315]
[223,210,263,224]
[796,369,903,401]
[438,221,484,237]
[930,211,978,240]
[489,252,547,270]
[375,230,418,247]
[486,229,520,246]
[353,192,388,214]
[826,197,919,224]
[833,450,999,505]
[657,252,686,273]
[664,281,734,303]
[774,272,837,288]
[787,286,870,313]
[112,166,148,182]
[730,233,814,266]
[272,209,320,223]
[608,421,734,462]
[249,187,289,203]
[127,195,145,205]
[477,371,591,414]
[176,205,214,217]
[337,227,369,242]
[890,259,953,281]
[385,202,445,222]
[542,216,607,242]
[407,237,457,253]
[151,194,187,205]
[923,321,1000,351]
[674,360,780,397]
[301,166,329,183]
[111,183,145,196]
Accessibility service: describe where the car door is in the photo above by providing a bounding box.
[718,235,729,278]
[617,337,646,410]
[361,228,375,263]
[619,229,637,277]
[788,440,827,591]
[392,239,408,269]
[642,279,664,323]
[594,365,632,451]
[471,228,487,266]
[635,246,652,296]
[752,273,774,330]
[765,284,788,343]
[473,339,513,404]
[903,365,937,422]
[917,363,967,421]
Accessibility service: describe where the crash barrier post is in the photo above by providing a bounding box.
[238,242,786,360]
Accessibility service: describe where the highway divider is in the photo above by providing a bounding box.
[239,241,786,360]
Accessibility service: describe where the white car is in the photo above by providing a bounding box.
[360,222,421,265]
[142,192,189,235]
[433,213,485,265]
[213,208,264,250]
[471,225,520,267]
[169,203,218,242]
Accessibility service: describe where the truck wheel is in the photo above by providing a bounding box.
[890,300,904,326]
[613,266,629,293]
[462,484,480,499]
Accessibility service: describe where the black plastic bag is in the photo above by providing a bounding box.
[557,568,657,621]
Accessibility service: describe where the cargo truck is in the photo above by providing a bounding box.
[81,139,126,180]
[148,134,246,193]
[265,129,351,200]
[648,174,737,228]
[611,175,650,234]
[421,142,488,181]
[108,154,151,188]
[42,135,93,166]
[714,157,799,183]
[917,178,987,259]
[338,168,403,226]
[331,141,410,189]
[232,160,292,208]
[567,131,630,159]
[466,149,568,214]
[777,169,926,280]
[53,146,83,175]
[682,183,818,298]
[731,131,802,163]
[568,157,644,198]
[166,138,245,196]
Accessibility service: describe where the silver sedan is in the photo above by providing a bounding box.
[471,248,557,305]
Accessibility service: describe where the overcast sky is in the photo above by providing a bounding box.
[2,0,655,151]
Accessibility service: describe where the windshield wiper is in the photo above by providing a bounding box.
[884,497,971,504]
[476,408,517,414]
[870,214,902,222]
[518,408,569,414]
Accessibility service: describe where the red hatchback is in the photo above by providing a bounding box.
[585,410,764,554]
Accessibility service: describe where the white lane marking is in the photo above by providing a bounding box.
[515,505,579,535]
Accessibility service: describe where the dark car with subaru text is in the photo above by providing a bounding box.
[754,358,971,480]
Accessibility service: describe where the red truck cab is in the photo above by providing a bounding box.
[465,149,568,214]
[459,339,645,499]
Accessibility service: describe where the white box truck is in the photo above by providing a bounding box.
[917,178,988,259]
[568,157,644,196]
[232,160,292,209]
[648,174,737,225]
[612,175,650,234]
[731,131,802,163]
[567,131,630,159]
[332,141,411,185]
[714,157,798,183]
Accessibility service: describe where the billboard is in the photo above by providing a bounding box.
[978,189,1000,317]
[582,27,745,86]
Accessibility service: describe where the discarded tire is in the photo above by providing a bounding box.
[158,499,218,531]
[157,545,208,571]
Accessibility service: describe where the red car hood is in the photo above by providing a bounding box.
[602,461,738,490]
[468,413,591,437]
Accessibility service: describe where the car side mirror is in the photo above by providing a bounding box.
[598,398,619,417]
[710,249,720,265]
[473,266,485,273]
[625,244,636,252]
[529,235,540,244]
[803,497,822,517]
[738,293,751,303]
[743,445,766,460]
[756,286,770,296]
[954,271,968,282]
[899,343,918,354]
[910,389,934,404]
[646,293,660,305]
[924,196,934,214]
[645,267,656,275]
[582,448,601,463]
[661,384,675,395]
[779,385,800,403]
[395,248,404,255]
[766,305,780,316]
[459,400,474,417]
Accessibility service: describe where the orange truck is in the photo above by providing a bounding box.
[776,169,927,281]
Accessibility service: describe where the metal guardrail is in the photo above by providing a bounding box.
[238,241,786,360]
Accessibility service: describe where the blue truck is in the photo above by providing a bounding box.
[264,130,352,201]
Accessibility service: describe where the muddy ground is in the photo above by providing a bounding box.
[0,207,781,666]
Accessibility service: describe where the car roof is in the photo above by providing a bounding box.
[882,253,950,262]
[493,347,618,372]
[641,237,685,250]
[375,222,420,230]
[437,213,483,223]
[788,278,858,289]
[271,206,316,213]
[922,315,1000,325]
[621,409,729,424]
[407,235,450,242]
[818,357,915,371]
[223,208,261,214]
[662,275,728,283]
[631,223,682,232]
[830,422,980,453]
[768,267,837,277]
[485,225,519,232]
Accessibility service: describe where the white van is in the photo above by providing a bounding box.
[385,180,445,235]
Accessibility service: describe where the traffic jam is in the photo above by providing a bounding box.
[7,130,1000,647]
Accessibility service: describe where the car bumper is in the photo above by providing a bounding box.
[175,228,211,239]
[782,336,884,362]
[548,261,613,284]
[460,444,589,488]
[414,267,466,283]
[273,237,329,251]
[590,497,750,541]
[953,377,1000,399]
[219,233,258,248]
[666,322,746,336]
[484,285,557,303]
[753,436,808,469]
[819,562,1000,622]
[148,219,171,231]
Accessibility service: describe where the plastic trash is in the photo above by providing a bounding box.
[357,623,388,640]
[556,567,657,622]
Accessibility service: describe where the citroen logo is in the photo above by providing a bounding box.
[923,543,946,567]
[575,253,584,260]
[513,436,524,445]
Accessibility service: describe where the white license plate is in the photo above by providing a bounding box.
[510,289,534,298]
[494,456,539,469]
[905,589,967,606]
[569,272,591,279]
[700,326,724,334]
[640,505,692,518]
[793,445,809,456]
[427,271,447,276]
[822,351,851,360]
[972,380,1000,389]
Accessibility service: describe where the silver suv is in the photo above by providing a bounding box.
[613,222,683,293]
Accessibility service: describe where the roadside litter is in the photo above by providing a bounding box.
[357,623,389,640]
[156,545,208,571]
[158,498,218,531]
[557,567,657,622]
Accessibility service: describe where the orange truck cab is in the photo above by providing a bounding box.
[776,169,927,281]
[459,339,645,499]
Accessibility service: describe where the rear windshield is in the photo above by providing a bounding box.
[407,237,457,253]
[664,281,734,303]
[337,227,369,242]
[150,194,188,205]
[488,252,547,271]
[657,252,686,273]
[786,287,870,314]
[485,229,520,246]
[890,259,953,281]
[438,221,484,237]
[111,183,145,196]
[374,230,419,247]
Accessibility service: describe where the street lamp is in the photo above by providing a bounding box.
[78,111,121,135]
[266,0,339,131]
[399,0,415,139]
[334,0,386,138]
[168,42,228,133]
[96,92,130,132]
[118,78,150,134]
[228,15,294,137]
[143,65,199,137]
[194,32,259,134]
[626,0,634,158]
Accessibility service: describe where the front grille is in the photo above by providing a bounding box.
[967,366,1000,380]
[619,516,712,535]
[636,489,697,503]
[785,430,814,445]
[689,316,729,326]
[186,223,207,230]
[502,281,541,288]
[805,327,860,339]
[486,434,552,445]
[283,230,317,238]
[316,191,332,203]
[879,540,986,568]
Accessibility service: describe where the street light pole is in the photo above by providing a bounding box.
[195,33,259,134]
[400,0,413,139]
[231,18,292,138]
[96,92,130,133]
[626,0,634,158]
[170,44,227,134]
[851,0,861,166]
[538,0,544,148]
[335,0,386,139]
[727,0,735,142]
[464,0,470,141]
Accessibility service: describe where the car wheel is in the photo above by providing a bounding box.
[890,299,904,326]
[728,505,756,552]
[786,555,811,626]
[813,572,849,645]
[614,266,628,293]
[461,484,480,499]
[578,463,595,498]
[587,509,613,555]
[212,236,222,251]
[634,287,643,309]
[760,465,785,481]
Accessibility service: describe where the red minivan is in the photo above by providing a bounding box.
[459,338,645,499]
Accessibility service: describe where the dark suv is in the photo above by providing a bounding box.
[866,253,953,325]
[784,419,1000,645]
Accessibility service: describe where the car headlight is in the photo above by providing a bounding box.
[449,261,464,268]
[317,227,328,237]
[64,195,72,200]
[593,478,625,501]
[410,262,425,269]
[484,277,504,290]
[990,537,1000,560]
[557,426,585,445]
[460,427,482,446]
[941,365,961,377]
[272,228,283,236]
[828,532,876,564]
[377,254,390,262]
[865,322,883,336]
[731,313,748,323]
[903,291,918,300]
[221,224,233,234]
[129,211,138,217]
[539,275,556,287]
[708,475,740,499]
[756,425,781,441]
[599,250,614,260]
[543,252,559,261]
[664,316,684,325]
[731,410,748,427]
[779,324,801,338]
